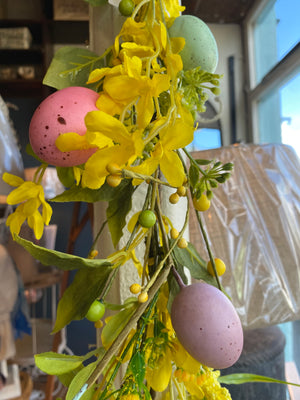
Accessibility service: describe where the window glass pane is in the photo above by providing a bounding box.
[257,71,300,157]
[253,0,300,83]
[187,128,221,152]
[280,73,300,157]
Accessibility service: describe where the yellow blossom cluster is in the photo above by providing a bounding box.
[3,0,195,240]
[55,2,195,189]
[2,171,52,239]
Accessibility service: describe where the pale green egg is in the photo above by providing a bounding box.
[169,15,218,73]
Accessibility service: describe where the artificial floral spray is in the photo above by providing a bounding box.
[3,0,299,399]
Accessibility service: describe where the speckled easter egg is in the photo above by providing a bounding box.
[171,282,243,369]
[169,15,218,73]
[29,86,99,167]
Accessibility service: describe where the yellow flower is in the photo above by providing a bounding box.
[172,339,201,374]
[120,42,156,61]
[3,173,52,240]
[198,369,232,400]
[155,0,185,27]
[55,109,146,189]
[146,346,173,392]
[129,112,194,187]
[102,55,170,129]
[114,18,151,57]
[87,64,123,84]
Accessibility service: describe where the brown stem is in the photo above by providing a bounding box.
[171,266,186,289]
[83,257,172,392]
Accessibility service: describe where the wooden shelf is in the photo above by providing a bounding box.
[0,48,44,64]
[0,79,46,98]
[0,2,89,99]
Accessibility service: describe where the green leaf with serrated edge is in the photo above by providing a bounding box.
[43,46,105,90]
[56,166,75,188]
[195,159,213,165]
[53,267,113,332]
[189,163,199,188]
[14,234,112,271]
[107,180,135,247]
[66,360,98,400]
[130,352,146,388]
[218,373,300,387]
[101,301,138,348]
[171,241,218,287]
[50,180,130,203]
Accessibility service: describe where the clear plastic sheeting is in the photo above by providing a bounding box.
[189,143,300,329]
[0,96,24,196]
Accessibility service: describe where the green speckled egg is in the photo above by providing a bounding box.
[169,15,218,73]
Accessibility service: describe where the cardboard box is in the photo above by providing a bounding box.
[0,27,32,49]
[53,0,89,20]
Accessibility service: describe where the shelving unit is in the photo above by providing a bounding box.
[0,0,89,99]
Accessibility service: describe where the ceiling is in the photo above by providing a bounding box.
[182,0,256,24]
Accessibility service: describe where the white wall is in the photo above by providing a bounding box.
[208,23,247,145]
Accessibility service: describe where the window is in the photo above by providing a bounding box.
[257,71,300,156]
[252,0,300,84]
[244,0,300,380]
[188,101,222,152]
[244,0,300,155]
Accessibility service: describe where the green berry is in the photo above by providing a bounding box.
[85,300,105,322]
[138,210,156,228]
[118,0,135,16]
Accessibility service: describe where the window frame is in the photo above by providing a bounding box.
[242,0,300,143]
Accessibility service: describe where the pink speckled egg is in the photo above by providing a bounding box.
[29,86,99,167]
[171,282,243,369]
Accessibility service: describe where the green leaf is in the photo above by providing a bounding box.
[104,297,138,311]
[107,180,135,247]
[57,366,84,388]
[189,164,199,188]
[56,166,75,188]
[171,240,214,280]
[53,266,113,332]
[43,46,105,90]
[66,360,98,400]
[50,180,129,203]
[195,159,213,165]
[35,352,84,375]
[84,0,108,5]
[56,348,105,388]
[130,352,146,388]
[101,301,138,348]
[14,234,113,271]
[51,186,103,203]
[219,373,300,387]
[141,383,151,400]
[26,143,44,163]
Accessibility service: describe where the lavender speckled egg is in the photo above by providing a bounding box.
[29,86,99,167]
[171,282,243,369]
